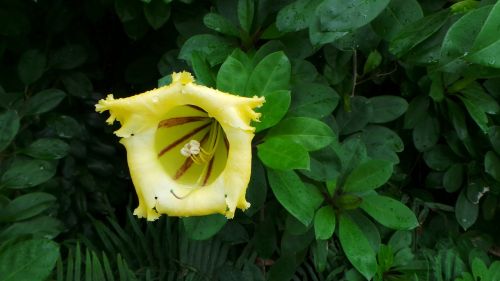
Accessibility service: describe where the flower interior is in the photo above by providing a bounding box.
[154,104,228,198]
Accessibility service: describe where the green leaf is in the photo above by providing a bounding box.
[0,110,20,152]
[337,136,368,174]
[0,216,64,241]
[179,34,235,66]
[0,192,56,222]
[423,144,456,171]
[237,0,254,33]
[443,163,464,193]
[461,83,499,114]
[343,159,393,193]
[266,117,336,151]
[404,95,429,129]
[258,138,310,170]
[143,0,170,30]
[389,9,449,57]
[369,95,408,123]
[371,0,423,41]
[217,50,251,96]
[361,125,404,164]
[288,82,339,119]
[467,1,500,68]
[314,205,336,240]
[18,49,46,85]
[360,195,418,230]
[458,93,489,133]
[50,44,87,70]
[46,115,83,139]
[317,0,390,32]
[246,51,291,96]
[336,96,373,135]
[0,239,59,281]
[362,50,382,75]
[255,90,291,132]
[203,13,239,37]
[182,214,226,240]
[61,72,93,98]
[485,151,500,182]
[24,89,66,116]
[0,159,57,189]
[22,138,69,160]
[455,189,478,230]
[190,52,215,87]
[338,214,377,280]
[377,244,394,272]
[267,255,297,281]
[267,169,323,226]
[446,98,468,140]
[276,0,323,32]
[412,114,440,152]
[489,126,500,154]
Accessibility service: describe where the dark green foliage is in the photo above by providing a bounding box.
[1,0,500,280]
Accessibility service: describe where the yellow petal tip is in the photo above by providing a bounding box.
[172,71,194,85]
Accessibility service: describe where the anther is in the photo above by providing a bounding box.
[180,140,201,157]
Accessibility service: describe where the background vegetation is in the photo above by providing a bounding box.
[1,0,500,280]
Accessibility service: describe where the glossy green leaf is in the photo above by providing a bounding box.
[389,9,449,57]
[0,110,20,152]
[371,0,423,40]
[317,0,390,32]
[455,189,478,230]
[446,98,468,140]
[361,125,403,164]
[443,163,464,193]
[18,49,46,85]
[254,90,291,132]
[0,192,56,222]
[267,169,323,226]
[182,214,227,240]
[369,95,408,123]
[276,0,323,32]
[61,72,92,98]
[360,195,418,230]
[489,126,500,154]
[404,95,429,129]
[362,50,382,75]
[423,145,456,171]
[50,44,87,70]
[337,136,368,174]
[0,216,64,241]
[24,89,66,116]
[336,96,373,135]
[258,138,310,170]
[266,117,336,151]
[314,205,336,240]
[217,53,251,95]
[343,159,393,193]
[246,51,291,96]
[179,34,235,66]
[22,138,70,160]
[467,1,500,68]
[203,13,239,37]
[0,239,59,281]
[190,52,215,87]
[288,82,339,119]
[237,0,254,33]
[338,214,377,280]
[0,159,57,189]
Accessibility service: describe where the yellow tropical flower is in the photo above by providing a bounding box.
[95,72,265,220]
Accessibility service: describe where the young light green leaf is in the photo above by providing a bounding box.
[182,214,227,240]
[266,117,336,151]
[18,49,46,85]
[258,138,310,170]
[369,95,408,123]
[246,51,291,96]
[24,89,66,116]
[0,192,56,222]
[0,110,20,152]
[317,0,390,32]
[360,195,418,230]
[267,169,323,226]
[362,50,382,75]
[338,214,377,280]
[314,205,336,240]
[0,239,59,281]
[0,159,57,189]
[343,159,393,193]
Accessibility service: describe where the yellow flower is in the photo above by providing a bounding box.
[95,72,265,220]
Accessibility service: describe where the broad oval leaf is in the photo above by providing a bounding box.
[22,138,70,160]
[467,1,500,68]
[0,239,59,281]
[314,205,336,240]
[485,151,500,182]
[18,49,46,85]
[179,34,236,66]
[0,192,56,222]
[369,95,408,123]
[0,159,57,189]
[267,169,323,226]
[182,214,227,240]
[276,0,323,32]
[217,55,251,96]
[246,51,291,96]
[24,89,66,116]
[338,214,377,280]
[257,137,310,170]
[0,110,20,152]
[412,114,440,152]
[289,82,339,119]
[455,189,478,230]
[360,195,418,230]
[343,159,393,193]
[266,117,336,151]
[371,0,423,41]
[254,90,291,132]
